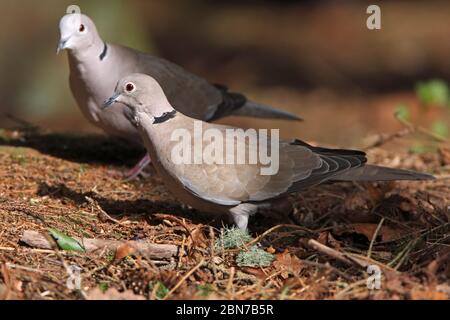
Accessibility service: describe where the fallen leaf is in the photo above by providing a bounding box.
[334,223,405,242]
[317,231,342,249]
[267,246,276,254]
[190,226,208,248]
[438,147,450,165]
[273,250,303,278]
[47,228,85,252]
[317,231,328,245]
[114,243,135,261]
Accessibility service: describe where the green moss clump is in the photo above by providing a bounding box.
[236,246,274,267]
[215,227,253,250]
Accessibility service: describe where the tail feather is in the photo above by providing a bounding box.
[332,165,435,181]
[231,100,303,121]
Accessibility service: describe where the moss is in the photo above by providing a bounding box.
[215,227,253,250]
[236,246,274,267]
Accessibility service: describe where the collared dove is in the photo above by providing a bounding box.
[58,13,301,179]
[103,74,435,230]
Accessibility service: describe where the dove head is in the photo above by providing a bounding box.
[58,14,100,54]
[103,74,174,125]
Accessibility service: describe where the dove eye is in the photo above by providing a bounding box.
[125,83,135,92]
[79,24,85,32]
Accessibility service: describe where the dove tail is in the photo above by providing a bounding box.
[231,100,303,121]
[332,165,435,181]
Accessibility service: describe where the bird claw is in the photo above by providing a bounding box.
[123,153,152,181]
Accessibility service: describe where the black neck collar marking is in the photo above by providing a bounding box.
[99,42,108,61]
[153,110,177,124]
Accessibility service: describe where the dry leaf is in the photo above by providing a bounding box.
[191,226,208,248]
[438,147,450,165]
[317,231,342,249]
[114,243,135,261]
[334,223,405,242]
[273,250,303,278]
[267,246,276,254]
[317,231,329,245]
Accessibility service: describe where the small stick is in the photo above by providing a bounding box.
[227,224,315,253]
[164,258,205,300]
[299,260,353,281]
[5,263,46,274]
[85,196,124,226]
[209,227,218,282]
[226,267,235,295]
[396,113,448,143]
[364,127,413,150]
[307,239,367,268]
[20,230,180,260]
[367,218,385,259]
[334,279,368,299]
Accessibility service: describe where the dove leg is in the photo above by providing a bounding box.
[229,203,258,231]
[124,153,152,180]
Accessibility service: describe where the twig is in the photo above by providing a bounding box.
[395,113,449,143]
[6,113,40,132]
[0,246,80,255]
[346,253,397,273]
[226,266,235,296]
[164,258,205,300]
[364,127,414,150]
[307,239,367,268]
[367,217,385,259]
[85,196,124,226]
[392,239,418,270]
[334,279,368,299]
[227,224,315,253]
[209,227,218,282]
[299,259,353,281]
[5,263,46,274]
[20,230,180,260]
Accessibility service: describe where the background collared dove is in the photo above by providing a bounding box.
[103,74,435,230]
[58,13,302,178]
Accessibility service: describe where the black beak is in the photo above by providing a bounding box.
[102,92,120,109]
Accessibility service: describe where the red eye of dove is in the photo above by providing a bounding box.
[79,24,85,32]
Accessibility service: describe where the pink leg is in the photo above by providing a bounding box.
[124,153,152,181]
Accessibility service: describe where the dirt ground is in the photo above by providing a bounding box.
[0,125,448,300]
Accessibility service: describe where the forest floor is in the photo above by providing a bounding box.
[0,125,448,300]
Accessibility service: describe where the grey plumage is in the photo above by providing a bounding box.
[103,74,435,230]
[58,13,301,147]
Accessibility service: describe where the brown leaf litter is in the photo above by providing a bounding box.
[0,128,448,300]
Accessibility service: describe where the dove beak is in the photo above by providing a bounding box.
[102,92,121,109]
[56,38,70,54]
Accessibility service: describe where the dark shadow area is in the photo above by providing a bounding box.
[0,129,144,166]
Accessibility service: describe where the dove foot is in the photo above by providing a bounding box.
[229,203,258,231]
[106,154,152,180]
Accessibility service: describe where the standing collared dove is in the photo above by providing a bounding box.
[103,74,435,230]
[58,13,301,179]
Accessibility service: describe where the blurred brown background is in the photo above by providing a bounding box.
[0,0,449,147]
